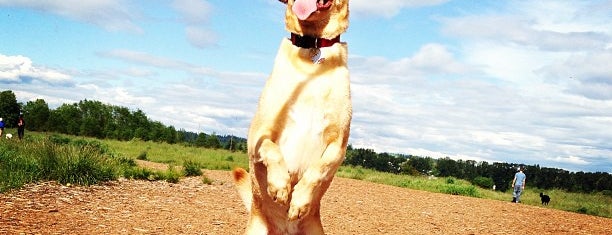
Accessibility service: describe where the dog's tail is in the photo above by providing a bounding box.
[232,168,252,212]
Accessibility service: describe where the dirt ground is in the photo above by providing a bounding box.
[1,161,610,235]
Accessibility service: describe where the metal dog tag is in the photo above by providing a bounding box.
[310,48,325,64]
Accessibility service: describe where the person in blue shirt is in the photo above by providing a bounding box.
[0,117,5,138]
[511,166,526,203]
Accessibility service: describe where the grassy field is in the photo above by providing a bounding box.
[1,131,610,218]
[336,166,611,217]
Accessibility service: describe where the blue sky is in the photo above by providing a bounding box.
[1,0,611,173]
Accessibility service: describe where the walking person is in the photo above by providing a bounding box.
[511,166,526,203]
[17,114,25,140]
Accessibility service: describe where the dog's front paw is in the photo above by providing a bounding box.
[267,168,291,204]
[288,201,310,221]
[287,184,313,221]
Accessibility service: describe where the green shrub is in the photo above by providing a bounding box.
[123,167,156,180]
[49,145,117,185]
[115,156,137,167]
[202,174,214,185]
[137,151,148,160]
[576,206,588,214]
[183,160,203,176]
[446,177,456,184]
[442,184,479,197]
[473,176,494,189]
[164,165,181,183]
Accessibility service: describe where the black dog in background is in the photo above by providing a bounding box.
[540,192,551,205]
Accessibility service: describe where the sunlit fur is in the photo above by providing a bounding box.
[232,0,351,234]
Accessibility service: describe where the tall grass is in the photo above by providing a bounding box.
[0,133,190,192]
[0,134,120,192]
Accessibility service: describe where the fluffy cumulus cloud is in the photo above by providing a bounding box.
[0,54,72,85]
[350,0,449,18]
[0,0,141,32]
[439,0,612,99]
[172,0,217,48]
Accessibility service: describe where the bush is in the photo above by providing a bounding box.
[183,160,203,176]
[123,167,156,180]
[164,165,181,183]
[576,207,588,214]
[446,177,456,184]
[473,176,495,189]
[202,174,214,185]
[137,151,148,160]
[47,145,117,185]
[442,184,479,197]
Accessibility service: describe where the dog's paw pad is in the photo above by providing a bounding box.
[288,203,310,221]
[268,186,290,204]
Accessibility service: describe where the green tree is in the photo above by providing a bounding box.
[408,156,434,175]
[0,90,21,128]
[131,110,150,140]
[195,133,208,147]
[48,103,82,135]
[22,99,50,131]
[436,157,460,177]
[78,100,110,138]
[205,133,221,149]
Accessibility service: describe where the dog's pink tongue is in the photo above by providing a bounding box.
[292,0,317,20]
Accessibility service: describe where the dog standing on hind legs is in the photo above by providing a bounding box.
[232,0,351,234]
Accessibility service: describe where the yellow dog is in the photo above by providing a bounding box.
[233,0,351,234]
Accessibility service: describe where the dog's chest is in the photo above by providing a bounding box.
[279,98,330,173]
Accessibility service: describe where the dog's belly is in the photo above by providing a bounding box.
[279,103,328,174]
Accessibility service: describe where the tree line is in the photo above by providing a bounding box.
[0,90,247,152]
[344,145,611,193]
[2,90,609,193]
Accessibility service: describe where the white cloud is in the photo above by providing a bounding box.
[537,50,612,100]
[351,0,449,18]
[185,26,218,48]
[547,155,589,165]
[0,54,72,85]
[99,49,192,70]
[440,0,612,102]
[172,0,217,48]
[350,43,471,83]
[0,0,141,32]
[172,0,212,24]
[441,15,609,51]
